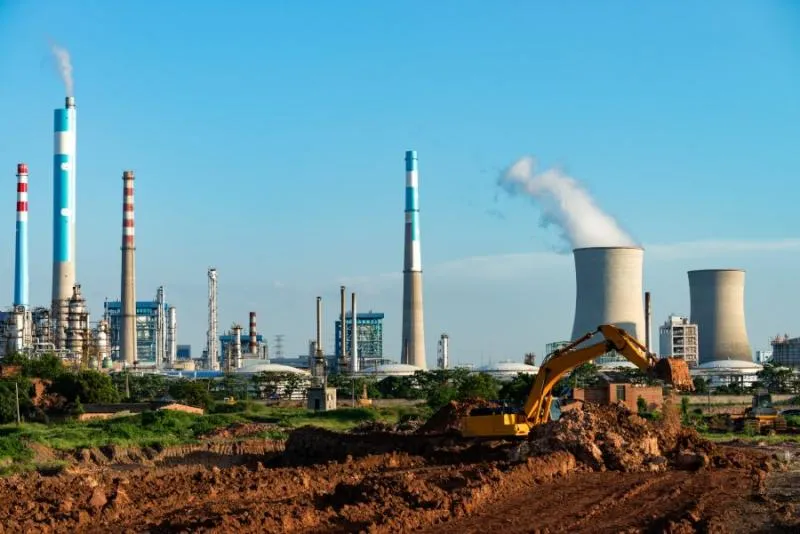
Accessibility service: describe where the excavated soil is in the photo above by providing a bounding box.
[0,403,797,533]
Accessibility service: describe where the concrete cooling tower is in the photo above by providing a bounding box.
[571,247,645,344]
[688,269,751,365]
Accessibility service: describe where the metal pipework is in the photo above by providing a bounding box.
[401,149,426,368]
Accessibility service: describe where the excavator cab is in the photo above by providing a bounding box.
[740,388,786,433]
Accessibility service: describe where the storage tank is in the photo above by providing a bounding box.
[688,269,751,365]
[571,247,645,344]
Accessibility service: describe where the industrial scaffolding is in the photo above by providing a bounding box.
[335,312,384,367]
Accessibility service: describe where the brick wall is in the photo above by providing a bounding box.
[573,383,663,412]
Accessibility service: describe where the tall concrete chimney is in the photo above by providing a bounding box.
[248,312,258,355]
[120,170,137,366]
[571,247,645,345]
[14,163,29,309]
[688,269,752,365]
[232,324,243,369]
[401,150,426,368]
[52,96,77,349]
[167,306,177,365]
[644,291,652,353]
[350,292,359,373]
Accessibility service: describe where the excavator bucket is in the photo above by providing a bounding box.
[653,358,694,392]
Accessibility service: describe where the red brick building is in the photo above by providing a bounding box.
[573,383,663,412]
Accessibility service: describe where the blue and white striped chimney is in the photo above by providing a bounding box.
[401,150,426,368]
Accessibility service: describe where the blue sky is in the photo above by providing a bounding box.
[0,1,799,365]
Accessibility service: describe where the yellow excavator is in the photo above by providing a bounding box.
[461,325,695,438]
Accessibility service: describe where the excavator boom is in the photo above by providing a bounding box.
[461,325,694,438]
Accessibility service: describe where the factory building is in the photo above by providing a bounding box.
[105,298,173,364]
[755,350,773,365]
[770,336,800,368]
[177,344,192,360]
[219,332,265,369]
[658,315,699,367]
[335,312,385,369]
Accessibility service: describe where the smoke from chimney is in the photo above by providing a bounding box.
[49,42,74,96]
[498,156,636,250]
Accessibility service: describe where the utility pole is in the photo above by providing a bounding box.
[15,382,21,425]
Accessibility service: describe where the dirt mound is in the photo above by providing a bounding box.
[418,399,499,434]
[525,403,770,473]
[197,422,276,440]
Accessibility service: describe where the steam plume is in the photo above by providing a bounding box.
[498,156,636,250]
[50,42,74,96]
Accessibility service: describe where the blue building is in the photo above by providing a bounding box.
[104,300,169,363]
[334,312,384,362]
[177,344,192,360]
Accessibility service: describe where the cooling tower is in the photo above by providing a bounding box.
[571,247,645,343]
[401,150,426,368]
[688,269,751,365]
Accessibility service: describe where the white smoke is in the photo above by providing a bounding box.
[498,156,637,250]
[50,42,74,96]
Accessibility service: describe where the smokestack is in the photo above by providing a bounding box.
[571,247,645,345]
[688,269,752,365]
[232,325,243,369]
[340,285,347,368]
[14,163,29,309]
[167,306,177,365]
[350,292,359,373]
[315,297,322,355]
[52,96,77,349]
[249,312,258,355]
[644,291,652,353]
[207,268,219,370]
[401,150,426,368]
[120,170,137,366]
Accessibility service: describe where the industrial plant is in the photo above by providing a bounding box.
[0,85,790,395]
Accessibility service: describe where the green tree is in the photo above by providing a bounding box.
[757,364,793,393]
[692,377,709,394]
[283,373,304,400]
[637,396,648,415]
[0,380,34,424]
[112,373,169,402]
[50,371,120,404]
[168,379,213,409]
[2,353,65,380]
[498,373,536,404]
[456,372,500,401]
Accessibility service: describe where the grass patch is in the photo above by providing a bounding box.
[700,432,800,444]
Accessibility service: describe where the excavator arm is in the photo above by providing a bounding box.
[522,325,661,426]
[460,324,693,438]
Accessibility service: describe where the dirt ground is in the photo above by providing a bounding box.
[0,405,798,533]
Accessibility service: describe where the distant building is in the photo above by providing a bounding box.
[334,312,385,365]
[545,341,570,356]
[177,344,191,360]
[755,350,773,364]
[770,335,800,368]
[659,315,699,367]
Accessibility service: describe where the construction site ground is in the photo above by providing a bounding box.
[0,405,798,533]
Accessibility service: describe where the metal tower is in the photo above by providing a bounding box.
[155,285,166,368]
[207,268,218,370]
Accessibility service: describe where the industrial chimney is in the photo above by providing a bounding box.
[340,285,347,369]
[401,150,427,368]
[571,247,645,344]
[350,292,359,373]
[232,324,243,369]
[52,96,77,349]
[688,269,752,365]
[14,163,29,310]
[248,312,258,355]
[120,170,138,366]
[167,306,177,365]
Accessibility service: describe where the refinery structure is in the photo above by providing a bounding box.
[0,78,787,391]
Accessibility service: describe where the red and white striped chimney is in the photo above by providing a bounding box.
[120,170,137,366]
[249,311,257,355]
